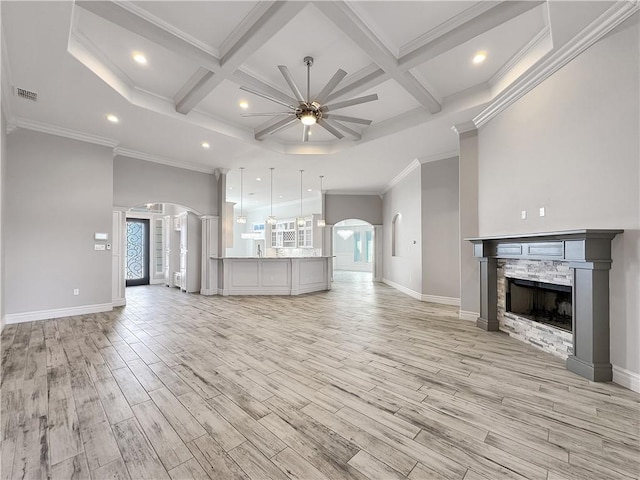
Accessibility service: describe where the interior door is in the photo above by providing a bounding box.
[126,218,150,287]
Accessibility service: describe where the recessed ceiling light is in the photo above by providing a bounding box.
[256,177,261,181]
[106,114,119,123]
[132,52,147,65]
[239,101,249,109]
[473,51,487,64]
[279,195,283,198]
[307,188,312,192]
[228,187,233,190]
[201,142,210,149]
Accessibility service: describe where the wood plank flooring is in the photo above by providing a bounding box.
[1,272,639,479]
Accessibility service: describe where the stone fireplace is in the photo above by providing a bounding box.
[467,230,622,382]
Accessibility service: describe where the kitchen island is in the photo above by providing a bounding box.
[211,256,332,296]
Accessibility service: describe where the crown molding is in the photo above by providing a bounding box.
[1,18,15,122]
[474,0,639,128]
[383,158,420,194]
[113,147,215,175]
[11,117,119,147]
[418,150,458,164]
[451,121,477,135]
[489,25,550,87]
[325,190,382,196]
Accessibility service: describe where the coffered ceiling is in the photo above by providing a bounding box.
[1,1,632,207]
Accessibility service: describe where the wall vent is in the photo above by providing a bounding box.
[16,87,38,101]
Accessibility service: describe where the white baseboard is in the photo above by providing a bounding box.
[459,310,479,322]
[382,278,422,301]
[200,288,218,296]
[112,298,126,307]
[422,294,461,307]
[612,364,640,393]
[150,278,164,285]
[5,303,114,324]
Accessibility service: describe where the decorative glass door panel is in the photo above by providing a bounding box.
[126,218,150,286]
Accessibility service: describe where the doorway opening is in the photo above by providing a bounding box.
[333,219,374,283]
[125,218,150,287]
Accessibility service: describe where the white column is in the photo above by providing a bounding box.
[215,168,229,257]
[200,215,219,295]
[324,225,334,281]
[111,209,126,306]
[453,121,480,321]
[373,225,383,282]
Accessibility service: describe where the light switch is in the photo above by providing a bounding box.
[521,210,527,220]
[539,207,546,217]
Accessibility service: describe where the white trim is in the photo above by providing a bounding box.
[612,365,640,393]
[474,1,639,128]
[489,26,550,86]
[113,147,215,174]
[383,159,420,194]
[451,121,477,135]
[422,294,460,307]
[417,151,458,165]
[5,303,113,324]
[10,117,118,148]
[112,299,126,307]
[150,278,164,285]
[325,190,382,196]
[200,288,218,296]
[1,19,15,122]
[382,278,422,301]
[459,310,479,322]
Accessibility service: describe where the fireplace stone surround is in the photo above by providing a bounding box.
[467,230,622,382]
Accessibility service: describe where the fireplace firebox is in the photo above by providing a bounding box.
[506,278,572,332]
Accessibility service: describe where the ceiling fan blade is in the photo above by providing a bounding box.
[239,86,297,110]
[302,125,310,143]
[241,112,295,117]
[317,118,344,140]
[278,65,305,103]
[323,114,372,125]
[255,116,298,139]
[325,119,361,141]
[314,69,347,105]
[322,93,379,112]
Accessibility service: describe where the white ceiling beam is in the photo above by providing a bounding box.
[75,1,220,71]
[313,1,440,111]
[174,1,308,116]
[399,1,545,71]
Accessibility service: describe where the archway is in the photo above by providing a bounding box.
[332,219,375,283]
[113,202,204,306]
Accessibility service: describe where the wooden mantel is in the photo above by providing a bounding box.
[466,229,623,382]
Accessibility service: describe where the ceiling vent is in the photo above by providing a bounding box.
[15,87,38,101]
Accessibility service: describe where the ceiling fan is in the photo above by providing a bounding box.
[240,56,378,142]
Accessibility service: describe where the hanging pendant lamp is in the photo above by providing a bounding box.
[266,167,276,226]
[236,167,247,224]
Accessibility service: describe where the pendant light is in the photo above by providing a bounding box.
[317,175,326,227]
[266,167,276,226]
[297,169,306,228]
[236,167,247,224]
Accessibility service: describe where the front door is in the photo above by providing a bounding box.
[126,218,150,287]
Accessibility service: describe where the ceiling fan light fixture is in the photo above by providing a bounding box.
[300,111,317,126]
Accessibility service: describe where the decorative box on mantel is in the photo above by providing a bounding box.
[466,229,622,382]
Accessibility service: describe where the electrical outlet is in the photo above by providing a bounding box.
[94,244,106,251]
[73,289,79,296]
[521,210,527,220]
[539,207,546,217]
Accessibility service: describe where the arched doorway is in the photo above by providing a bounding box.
[332,219,374,283]
[113,202,204,305]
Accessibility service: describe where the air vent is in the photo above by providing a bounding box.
[16,87,37,101]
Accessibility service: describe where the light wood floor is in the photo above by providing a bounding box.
[2,274,639,480]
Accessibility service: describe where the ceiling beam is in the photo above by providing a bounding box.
[313,0,440,112]
[174,1,308,116]
[317,0,543,113]
[75,1,220,71]
[174,68,217,114]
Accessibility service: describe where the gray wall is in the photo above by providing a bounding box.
[0,110,6,328]
[421,158,460,299]
[6,129,113,314]
[382,168,422,294]
[325,194,383,225]
[113,155,218,215]
[477,18,639,377]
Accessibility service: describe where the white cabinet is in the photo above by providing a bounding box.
[269,215,323,250]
